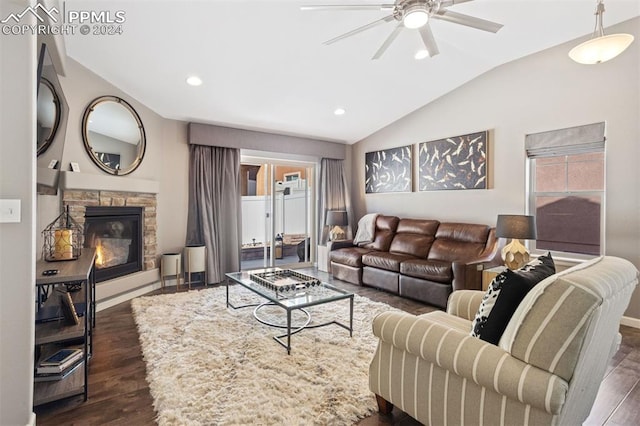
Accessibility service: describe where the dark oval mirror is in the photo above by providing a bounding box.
[82,96,146,175]
[37,77,61,156]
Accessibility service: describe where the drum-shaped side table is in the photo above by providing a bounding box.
[161,253,183,291]
[184,245,207,290]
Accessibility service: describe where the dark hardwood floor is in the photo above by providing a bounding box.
[35,268,640,425]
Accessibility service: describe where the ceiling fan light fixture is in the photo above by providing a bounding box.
[569,0,634,65]
[403,5,429,29]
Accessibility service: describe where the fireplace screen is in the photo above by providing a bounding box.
[84,206,143,282]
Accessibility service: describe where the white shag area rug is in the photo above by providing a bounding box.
[131,286,398,425]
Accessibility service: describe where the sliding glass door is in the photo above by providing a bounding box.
[239,158,315,270]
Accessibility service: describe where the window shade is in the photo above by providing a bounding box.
[525,122,605,158]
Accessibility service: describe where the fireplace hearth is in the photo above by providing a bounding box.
[84,206,143,282]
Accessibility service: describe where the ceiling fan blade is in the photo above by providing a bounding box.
[301,4,395,11]
[419,23,440,57]
[433,10,503,33]
[372,23,403,60]
[439,0,474,7]
[324,15,395,45]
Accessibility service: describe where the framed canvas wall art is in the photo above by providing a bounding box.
[365,145,412,194]
[418,131,488,191]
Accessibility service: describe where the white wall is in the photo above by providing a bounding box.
[157,119,189,255]
[351,18,640,320]
[0,1,36,424]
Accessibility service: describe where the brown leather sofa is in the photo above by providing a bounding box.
[329,215,502,308]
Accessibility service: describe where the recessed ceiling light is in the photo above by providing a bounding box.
[414,49,430,60]
[186,75,203,86]
[334,108,346,116]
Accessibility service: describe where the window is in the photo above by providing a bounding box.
[526,123,605,258]
[283,171,301,182]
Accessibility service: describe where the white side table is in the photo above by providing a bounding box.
[161,253,183,291]
[184,245,207,289]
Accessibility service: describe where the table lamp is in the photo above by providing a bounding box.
[326,210,348,241]
[496,214,537,270]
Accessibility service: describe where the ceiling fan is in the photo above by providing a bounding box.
[301,0,503,59]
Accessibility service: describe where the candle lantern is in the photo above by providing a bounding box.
[42,205,83,262]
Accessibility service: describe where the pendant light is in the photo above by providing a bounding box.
[569,0,634,65]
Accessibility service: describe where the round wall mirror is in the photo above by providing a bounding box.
[37,78,61,156]
[82,96,146,175]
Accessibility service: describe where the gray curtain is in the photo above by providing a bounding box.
[318,158,354,244]
[186,145,241,283]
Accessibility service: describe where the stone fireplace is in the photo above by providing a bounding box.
[85,206,143,282]
[63,190,157,281]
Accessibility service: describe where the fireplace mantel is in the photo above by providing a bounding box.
[60,171,159,194]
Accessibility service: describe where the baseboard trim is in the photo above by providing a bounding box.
[27,412,36,426]
[621,316,640,329]
[96,281,163,312]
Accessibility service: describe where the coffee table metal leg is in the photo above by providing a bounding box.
[349,296,354,337]
[286,309,292,354]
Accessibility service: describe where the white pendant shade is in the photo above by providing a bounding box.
[569,33,635,64]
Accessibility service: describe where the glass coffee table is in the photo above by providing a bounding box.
[225,269,354,354]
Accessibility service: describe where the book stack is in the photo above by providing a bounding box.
[35,348,84,381]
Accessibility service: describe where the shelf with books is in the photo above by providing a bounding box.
[35,358,84,382]
[33,361,85,406]
[34,249,95,407]
[36,347,84,374]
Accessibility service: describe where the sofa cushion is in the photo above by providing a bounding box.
[470,253,555,345]
[362,252,415,273]
[427,222,490,262]
[360,215,400,252]
[435,222,490,243]
[329,247,374,268]
[400,259,452,283]
[388,219,438,258]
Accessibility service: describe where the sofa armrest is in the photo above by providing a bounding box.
[451,261,485,291]
[371,311,568,414]
[451,248,503,292]
[450,228,504,291]
[446,290,484,321]
[327,240,354,251]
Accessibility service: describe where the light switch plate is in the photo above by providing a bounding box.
[0,199,21,223]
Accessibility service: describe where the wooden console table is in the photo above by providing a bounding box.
[34,249,96,406]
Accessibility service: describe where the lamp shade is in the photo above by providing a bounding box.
[569,33,634,64]
[496,215,537,240]
[326,210,348,226]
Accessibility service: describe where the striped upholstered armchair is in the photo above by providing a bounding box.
[369,256,638,425]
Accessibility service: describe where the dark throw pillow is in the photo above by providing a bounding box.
[471,253,555,344]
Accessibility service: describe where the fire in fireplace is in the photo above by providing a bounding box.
[84,206,143,282]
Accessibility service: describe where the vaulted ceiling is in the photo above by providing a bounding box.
[63,1,640,143]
